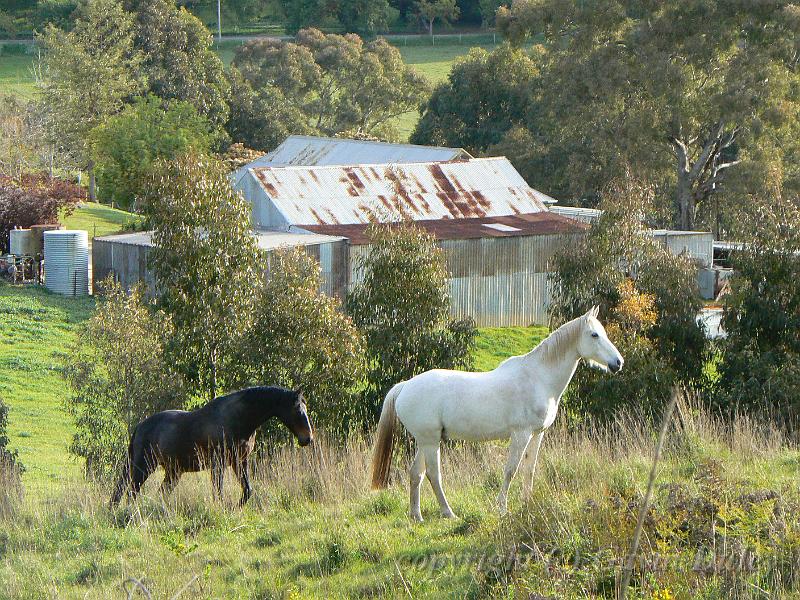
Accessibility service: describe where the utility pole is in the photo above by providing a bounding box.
[217,0,222,41]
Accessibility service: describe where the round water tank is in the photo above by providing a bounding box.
[9,229,35,255]
[44,230,89,297]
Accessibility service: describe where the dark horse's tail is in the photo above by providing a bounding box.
[110,426,138,507]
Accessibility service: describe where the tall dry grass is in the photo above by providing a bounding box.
[2,400,798,598]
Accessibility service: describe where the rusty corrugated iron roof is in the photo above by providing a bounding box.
[301,212,587,245]
[249,157,556,226]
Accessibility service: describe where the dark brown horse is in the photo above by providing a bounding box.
[110,386,313,507]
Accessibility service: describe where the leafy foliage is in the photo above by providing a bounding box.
[414,0,459,36]
[143,153,259,401]
[124,0,230,130]
[37,0,143,199]
[90,95,215,210]
[63,279,186,479]
[412,44,538,152]
[0,173,84,251]
[236,248,366,433]
[419,1,800,233]
[347,224,476,419]
[715,193,800,418]
[549,178,706,422]
[227,28,430,149]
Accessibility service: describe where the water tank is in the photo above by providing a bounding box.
[9,229,35,255]
[44,230,89,296]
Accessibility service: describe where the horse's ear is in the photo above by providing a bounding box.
[592,305,600,318]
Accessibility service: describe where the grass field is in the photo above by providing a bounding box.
[61,204,143,240]
[3,382,800,598]
[0,52,37,99]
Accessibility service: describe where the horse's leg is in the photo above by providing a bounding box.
[497,429,533,515]
[159,466,181,500]
[129,449,156,501]
[234,457,252,507]
[409,448,426,522]
[210,452,225,501]
[521,431,545,500]
[422,444,456,519]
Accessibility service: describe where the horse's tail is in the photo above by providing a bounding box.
[110,426,137,507]
[371,382,404,490]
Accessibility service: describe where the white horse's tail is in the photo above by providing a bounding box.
[370,382,404,490]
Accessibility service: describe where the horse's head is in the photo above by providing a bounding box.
[576,306,624,373]
[278,389,314,447]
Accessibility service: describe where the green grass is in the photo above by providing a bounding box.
[0,52,37,99]
[0,285,94,487]
[3,400,800,598]
[61,204,143,240]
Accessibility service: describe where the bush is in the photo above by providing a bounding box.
[0,174,84,252]
[236,248,366,434]
[91,95,216,210]
[0,396,23,516]
[715,194,800,418]
[347,223,476,420]
[549,177,706,422]
[63,279,186,479]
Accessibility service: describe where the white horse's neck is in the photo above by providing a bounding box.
[520,317,584,399]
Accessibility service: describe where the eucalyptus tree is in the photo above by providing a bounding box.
[38,0,143,200]
[227,28,429,149]
[142,154,259,402]
[417,1,800,233]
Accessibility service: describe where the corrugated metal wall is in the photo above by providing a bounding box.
[651,231,714,267]
[92,239,156,292]
[350,232,584,327]
[95,232,583,327]
[93,239,350,299]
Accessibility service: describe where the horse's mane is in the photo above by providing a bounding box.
[526,315,585,364]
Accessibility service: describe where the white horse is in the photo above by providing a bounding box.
[370,307,624,521]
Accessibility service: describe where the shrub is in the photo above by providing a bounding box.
[347,223,476,421]
[715,194,800,418]
[549,177,706,422]
[0,173,84,251]
[63,278,186,479]
[236,247,366,434]
[90,95,216,210]
[0,395,23,516]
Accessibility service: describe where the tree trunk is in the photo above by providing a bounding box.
[675,169,694,231]
[429,19,434,38]
[88,160,96,202]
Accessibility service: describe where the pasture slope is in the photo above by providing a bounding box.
[3,281,800,597]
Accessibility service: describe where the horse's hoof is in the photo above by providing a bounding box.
[410,513,424,523]
[442,510,457,519]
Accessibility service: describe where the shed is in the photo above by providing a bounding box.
[232,135,472,186]
[93,229,349,299]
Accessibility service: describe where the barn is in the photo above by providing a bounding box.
[232,156,582,326]
[95,137,585,326]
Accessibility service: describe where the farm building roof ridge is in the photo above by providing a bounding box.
[231,135,471,185]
